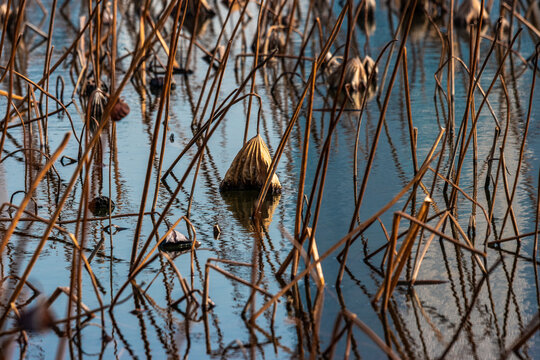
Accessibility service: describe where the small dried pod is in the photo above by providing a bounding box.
[111,98,130,121]
[89,196,115,217]
[220,135,281,194]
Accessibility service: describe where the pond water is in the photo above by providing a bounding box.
[1,0,540,358]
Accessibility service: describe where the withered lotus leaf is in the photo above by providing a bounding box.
[220,135,281,194]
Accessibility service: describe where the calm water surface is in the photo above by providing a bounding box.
[1,0,540,358]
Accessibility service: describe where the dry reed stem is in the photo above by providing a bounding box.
[250,150,441,322]
[253,3,349,218]
[342,309,400,360]
[341,0,420,283]
[374,197,431,308]
[411,212,450,284]
[0,133,70,257]
[131,0,186,269]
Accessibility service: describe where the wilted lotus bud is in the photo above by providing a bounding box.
[111,98,130,121]
[328,57,367,92]
[363,55,378,87]
[89,196,115,217]
[220,134,281,194]
[87,89,108,131]
[82,79,109,98]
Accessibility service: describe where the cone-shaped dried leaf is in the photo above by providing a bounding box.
[220,135,281,194]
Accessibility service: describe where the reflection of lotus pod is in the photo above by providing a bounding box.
[159,230,200,252]
[221,190,280,232]
[173,0,215,19]
[220,135,281,194]
[252,26,286,54]
[111,98,130,121]
[494,17,510,42]
[526,1,540,43]
[102,1,113,26]
[89,196,115,217]
[356,0,375,24]
[221,0,247,11]
[0,5,18,41]
[455,0,489,26]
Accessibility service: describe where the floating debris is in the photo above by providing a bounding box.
[220,135,281,194]
[150,77,176,95]
[159,230,200,252]
[88,196,115,217]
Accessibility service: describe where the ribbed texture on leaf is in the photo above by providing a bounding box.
[220,135,281,194]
